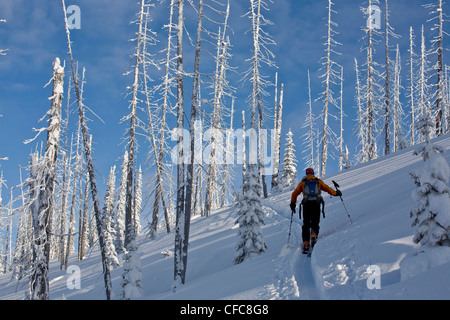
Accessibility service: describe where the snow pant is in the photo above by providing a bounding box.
[301,200,321,243]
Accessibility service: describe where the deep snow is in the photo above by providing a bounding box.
[1,135,450,300]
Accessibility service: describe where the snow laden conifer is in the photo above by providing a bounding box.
[121,239,143,300]
[115,151,128,253]
[410,111,450,247]
[234,165,267,265]
[134,166,142,235]
[103,166,119,269]
[280,130,298,190]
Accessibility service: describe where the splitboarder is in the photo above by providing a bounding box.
[290,168,342,254]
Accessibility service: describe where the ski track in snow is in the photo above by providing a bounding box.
[261,202,319,300]
[262,205,300,300]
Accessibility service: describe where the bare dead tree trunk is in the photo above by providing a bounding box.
[30,57,64,300]
[174,0,185,288]
[62,0,112,300]
[384,0,391,155]
[181,0,204,285]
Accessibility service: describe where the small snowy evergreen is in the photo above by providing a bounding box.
[278,130,298,191]
[103,166,120,269]
[115,151,128,253]
[410,113,450,247]
[234,165,267,265]
[121,239,143,300]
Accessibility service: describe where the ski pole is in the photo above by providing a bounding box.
[287,207,295,247]
[332,180,353,224]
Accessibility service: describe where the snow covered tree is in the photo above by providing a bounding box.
[418,25,434,143]
[174,0,233,287]
[185,0,205,238]
[0,173,5,270]
[25,151,42,298]
[241,110,247,186]
[56,91,73,269]
[103,166,119,269]
[424,0,446,136]
[28,57,64,300]
[338,66,345,171]
[1,184,13,275]
[173,0,186,288]
[362,0,383,162]
[12,205,31,280]
[354,58,368,164]
[221,98,235,207]
[123,0,153,250]
[13,170,33,280]
[280,130,298,190]
[147,0,176,239]
[271,74,284,190]
[62,128,83,268]
[319,0,342,177]
[205,5,233,216]
[383,0,399,156]
[121,238,142,299]
[383,0,391,156]
[234,165,267,265]
[408,27,418,146]
[342,146,351,170]
[115,151,128,252]
[301,71,316,174]
[410,111,450,247]
[63,0,112,299]
[134,166,142,235]
[78,166,89,261]
[392,45,407,152]
[244,0,277,194]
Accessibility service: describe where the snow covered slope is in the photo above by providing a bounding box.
[1,135,450,300]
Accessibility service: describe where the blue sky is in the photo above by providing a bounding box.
[0,0,443,201]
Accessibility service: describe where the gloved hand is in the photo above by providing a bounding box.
[336,190,342,197]
[290,202,296,213]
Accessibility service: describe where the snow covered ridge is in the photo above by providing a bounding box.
[1,135,450,300]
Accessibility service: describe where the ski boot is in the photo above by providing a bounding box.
[302,241,310,254]
[311,231,317,248]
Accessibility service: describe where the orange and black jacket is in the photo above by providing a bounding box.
[291,175,337,203]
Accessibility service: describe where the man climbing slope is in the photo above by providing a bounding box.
[290,168,342,254]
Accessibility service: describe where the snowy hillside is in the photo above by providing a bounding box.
[1,135,450,300]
